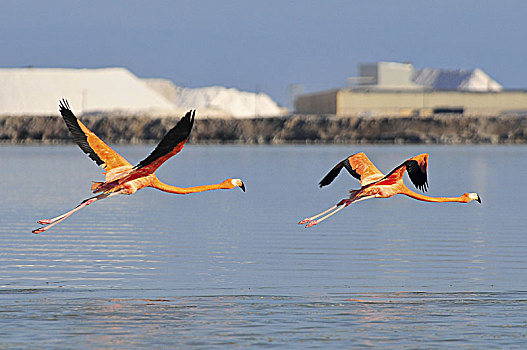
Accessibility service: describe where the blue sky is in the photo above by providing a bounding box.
[1,1,526,106]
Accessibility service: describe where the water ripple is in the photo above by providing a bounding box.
[1,144,527,348]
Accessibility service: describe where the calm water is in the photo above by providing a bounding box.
[1,144,526,348]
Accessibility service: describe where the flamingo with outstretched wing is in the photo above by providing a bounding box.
[33,99,245,234]
[299,152,480,228]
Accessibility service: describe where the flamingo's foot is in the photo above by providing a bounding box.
[305,220,319,228]
[37,219,53,225]
[32,227,46,234]
[298,218,311,225]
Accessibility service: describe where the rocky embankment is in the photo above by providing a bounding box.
[1,114,526,144]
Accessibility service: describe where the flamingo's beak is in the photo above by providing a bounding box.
[240,182,246,192]
[468,192,481,203]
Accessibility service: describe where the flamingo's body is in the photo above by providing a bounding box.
[33,100,245,234]
[299,152,481,228]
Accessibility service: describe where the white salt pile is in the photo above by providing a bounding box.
[0,67,286,118]
[0,68,182,116]
[145,79,285,118]
[144,79,229,118]
[175,86,285,118]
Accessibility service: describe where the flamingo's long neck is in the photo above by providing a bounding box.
[401,186,470,203]
[152,178,233,194]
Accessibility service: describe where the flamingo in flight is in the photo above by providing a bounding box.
[298,152,481,228]
[33,100,245,234]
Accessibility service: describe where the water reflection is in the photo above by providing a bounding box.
[1,290,526,348]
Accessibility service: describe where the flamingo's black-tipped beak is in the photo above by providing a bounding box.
[240,182,246,192]
[468,193,481,203]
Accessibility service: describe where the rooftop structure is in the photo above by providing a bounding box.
[412,67,502,91]
[354,62,421,90]
[295,62,524,116]
[350,62,502,92]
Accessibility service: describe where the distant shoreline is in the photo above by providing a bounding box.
[1,114,526,144]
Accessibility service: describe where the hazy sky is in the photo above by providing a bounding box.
[2,1,526,106]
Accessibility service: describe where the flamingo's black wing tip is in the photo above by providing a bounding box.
[319,160,346,188]
[405,160,428,192]
[59,98,71,113]
[183,109,196,129]
[186,109,196,120]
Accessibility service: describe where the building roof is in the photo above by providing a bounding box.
[411,67,502,91]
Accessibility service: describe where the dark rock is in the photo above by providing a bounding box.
[1,114,526,144]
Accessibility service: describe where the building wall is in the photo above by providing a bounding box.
[337,90,425,116]
[294,90,338,114]
[297,89,527,116]
[421,91,527,115]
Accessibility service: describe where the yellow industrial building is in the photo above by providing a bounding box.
[295,62,527,116]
